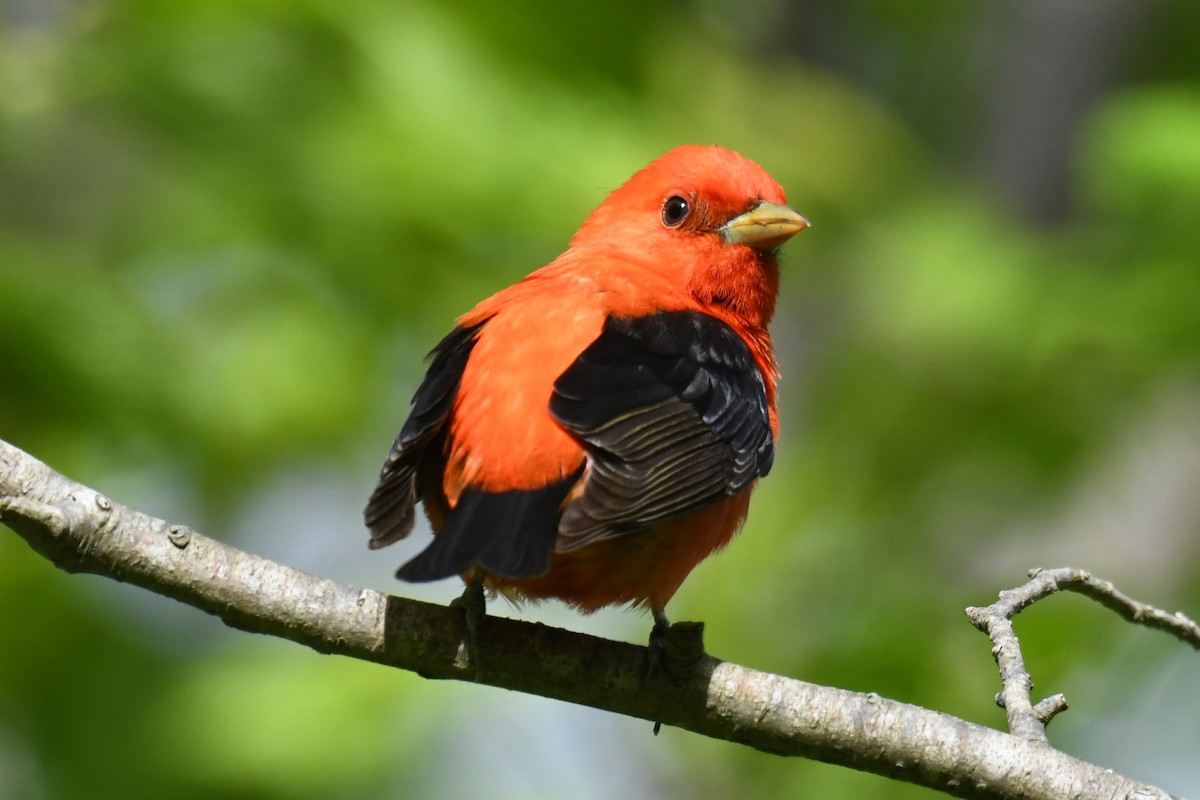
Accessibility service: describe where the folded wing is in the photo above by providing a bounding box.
[549,310,774,552]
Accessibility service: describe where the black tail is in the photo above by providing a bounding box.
[395,472,581,582]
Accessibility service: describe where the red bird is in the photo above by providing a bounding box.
[365,145,807,640]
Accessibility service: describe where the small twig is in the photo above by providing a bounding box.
[1032,694,1069,726]
[1044,568,1200,650]
[966,566,1199,741]
[967,610,1045,742]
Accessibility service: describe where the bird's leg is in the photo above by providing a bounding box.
[647,604,707,681]
[449,569,487,678]
[647,605,672,677]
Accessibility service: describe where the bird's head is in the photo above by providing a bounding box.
[571,144,808,328]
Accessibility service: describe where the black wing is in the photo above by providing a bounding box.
[548,310,774,552]
[363,322,483,549]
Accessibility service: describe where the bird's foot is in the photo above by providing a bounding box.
[449,572,487,679]
[647,606,707,681]
[646,606,707,735]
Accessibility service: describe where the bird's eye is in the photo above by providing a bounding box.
[661,195,690,228]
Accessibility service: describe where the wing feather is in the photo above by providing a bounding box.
[363,322,485,549]
[549,310,773,551]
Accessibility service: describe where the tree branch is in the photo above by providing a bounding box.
[966,566,1200,742]
[0,438,1180,800]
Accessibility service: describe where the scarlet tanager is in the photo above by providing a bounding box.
[365,144,808,642]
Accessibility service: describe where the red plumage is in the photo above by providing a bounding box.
[365,144,807,620]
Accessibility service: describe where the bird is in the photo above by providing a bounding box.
[364,144,807,658]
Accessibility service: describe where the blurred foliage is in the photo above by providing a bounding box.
[2,1,1199,798]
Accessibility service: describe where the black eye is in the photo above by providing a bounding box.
[661,195,690,227]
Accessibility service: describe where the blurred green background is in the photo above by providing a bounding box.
[3,0,1199,797]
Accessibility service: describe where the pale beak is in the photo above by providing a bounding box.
[720,201,810,250]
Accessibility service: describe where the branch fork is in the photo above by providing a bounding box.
[966,566,1200,742]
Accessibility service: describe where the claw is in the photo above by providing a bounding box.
[648,606,706,678]
[449,570,487,678]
